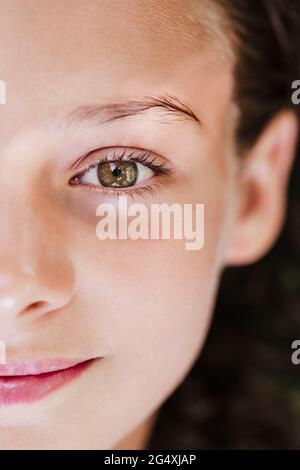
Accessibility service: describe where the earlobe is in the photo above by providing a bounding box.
[225,111,299,267]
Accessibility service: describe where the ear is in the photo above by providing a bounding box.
[225,111,299,266]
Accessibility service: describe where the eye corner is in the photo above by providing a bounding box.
[68,174,82,186]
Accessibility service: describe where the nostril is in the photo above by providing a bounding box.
[23,301,47,315]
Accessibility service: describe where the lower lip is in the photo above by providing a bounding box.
[0,359,95,406]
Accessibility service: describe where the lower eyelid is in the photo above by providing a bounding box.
[68,178,164,203]
[71,173,159,191]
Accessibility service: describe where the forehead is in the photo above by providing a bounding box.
[0,0,233,134]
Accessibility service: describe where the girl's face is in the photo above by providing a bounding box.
[0,0,291,450]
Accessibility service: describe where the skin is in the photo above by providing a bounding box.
[0,0,298,450]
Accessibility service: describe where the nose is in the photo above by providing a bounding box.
[0,263,73,319]
[0,191,74,323]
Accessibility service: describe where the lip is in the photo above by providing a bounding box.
[0,358,97,406]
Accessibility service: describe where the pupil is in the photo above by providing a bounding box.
[112,167,122,177]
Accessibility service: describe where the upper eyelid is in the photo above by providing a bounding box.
[70,147,170,176]
[70,147,144,171]
[71,146,153,171]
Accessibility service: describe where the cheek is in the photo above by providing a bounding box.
[66,195,226,406]
[112,243,219,390]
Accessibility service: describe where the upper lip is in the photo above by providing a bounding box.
[0,359,93,377]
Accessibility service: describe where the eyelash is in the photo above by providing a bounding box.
[69,148,172,200]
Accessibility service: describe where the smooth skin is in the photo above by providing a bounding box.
[0,0,298,449]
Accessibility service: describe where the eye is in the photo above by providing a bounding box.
[79,160,154,188]
[69,148,171,191]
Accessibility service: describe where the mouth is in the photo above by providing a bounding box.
[0,358,97,406]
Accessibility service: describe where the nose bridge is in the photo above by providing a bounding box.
[0,149,74,322]
[0,176,43,272]
[0,138,40,246]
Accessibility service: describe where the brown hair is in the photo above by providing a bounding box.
[220,0,300,151]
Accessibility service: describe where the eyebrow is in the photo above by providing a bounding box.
[65,93,201,128]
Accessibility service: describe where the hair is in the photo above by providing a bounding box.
[149,0,300,449]
[221,0,300,152]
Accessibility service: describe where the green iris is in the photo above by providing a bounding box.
[97,161,138,188]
